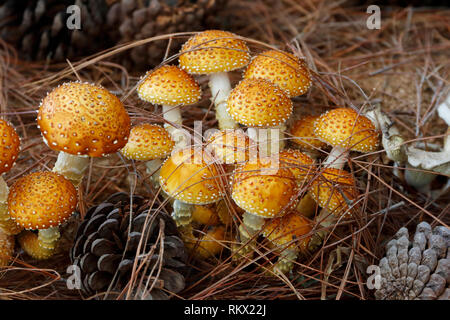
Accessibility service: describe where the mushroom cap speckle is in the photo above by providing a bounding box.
[0,119,20,174]
[0,229,14,266]
[159,148,224,205]
[8,171,78,230]
[207,129,255,165]
[279,149,315,184]
[243,50,311,97]
[38,82,131,157]
[262,211,313,249]
[179,30,250,75]
[17,231,54,260]
[314,108,380,153]
[227,78,293,127]
[137,65,202,106]
[120,124,174,161]
[231,158,298,218]
[309,168,359,217]
[290,115,327,151]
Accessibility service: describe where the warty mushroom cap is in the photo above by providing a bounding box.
[243,49,311,97]
[290,115,327,151]
[137,65,202,106]
[8,171,78,230]
[279,149,315,184]
[207,129,254,165]
[226,78,293,127]
[0,119,20,174]
[179,30,250,74]
[120,124,175,161]
[37,82,131,157]
[314,108,380,153]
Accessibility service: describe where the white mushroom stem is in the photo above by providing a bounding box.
[239,212,265,242]
[38,227,61,250]
[171,199,194,227]
[209,72,238,130]
[271,247,298,275]
[162,105,183,129]
[323,146,348,170]
[247,126,286,155]
[145,159,163,188]
[53,152,90,187]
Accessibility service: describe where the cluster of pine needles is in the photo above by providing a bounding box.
[0,0,448,300]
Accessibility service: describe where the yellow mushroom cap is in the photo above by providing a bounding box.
[0,228,14,266]
[309,168,359,217]
[17,231,54,260]
[185,225,225,259]
[262,212,312,249]
[37,82,131,157]
[207,129,255,164]
[290,115,327,151]
[279,149,315,184]
[120,124,174,161]
[192,205,221,226]
[231,158,298,218]
[137,65,202,106]
[314,108,380,153]
[227,78,293,127]
[8,171,78,230]
[159,148,223,205]
[243,50,311,97]
[179,30,250,74]
[0,119,20,174]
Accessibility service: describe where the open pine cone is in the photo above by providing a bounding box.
[375,221,449,300]
[70,192,187,300]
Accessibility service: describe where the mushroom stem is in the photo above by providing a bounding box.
[38,227,61,250]
[0,176,7,204]
[209,72,238,130]
[162,105,183,129]
[296,193,317,218]
[271,248,298,275]
[53,152,90,187]
[172,199,194,227]
[18,231,55,260]
[247,126,285,155]
[323,146,348,169]
[308,209,335,251]
[145,159,163,188]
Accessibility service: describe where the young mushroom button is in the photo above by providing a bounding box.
[179,30,251,130]
[8,171,78,259]
[37,82,131,186]
[137,65,201,147]
[314,108,380,169]
[0,119,22,236]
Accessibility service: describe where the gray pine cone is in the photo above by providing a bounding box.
[375,221,449,300]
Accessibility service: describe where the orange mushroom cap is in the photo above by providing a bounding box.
[207,129,255,164]
[8,171,78,230]
[17,231,54,260]
[159,148,224,205]
[179,30,250,74]
[290,115,327,151]
[279,149,315,184]
[192,205,221,226]
[120,124,174,161]
[0,119,20,174]
[243,50,311,97]
[227,78,293,127]
[231,157,298,218]
[262,211,313,250]
[185,225,225,259]
[309,168,359,217]
[37,82,131,157]
[0,229,14,266]
[314,108,380,153]
[137,65,202,106]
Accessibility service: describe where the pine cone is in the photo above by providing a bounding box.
[0,0,228,68]
[375,221,449,300]
[70,192,187,300]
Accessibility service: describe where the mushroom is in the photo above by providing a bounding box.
[314,107,380,169]
[8,171,78,259]
[137,65,202,147]
[231,157,298,258]
[17,231,55,260]
[243,49,312,98]
[183,225,226,259]
[179,30,251,130]
[262,211,313,274]
[159,147,224,227]
[206,129,255,166]
[290,115,327,159]
[38,82,131,187]
[0,119,22,235]
[227,78,293,154]
[308,168,359,249]
[120,123,175,187]
[0,228,14,266]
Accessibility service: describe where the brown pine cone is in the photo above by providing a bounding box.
[70,192,187,299]
[375,221,449,300]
